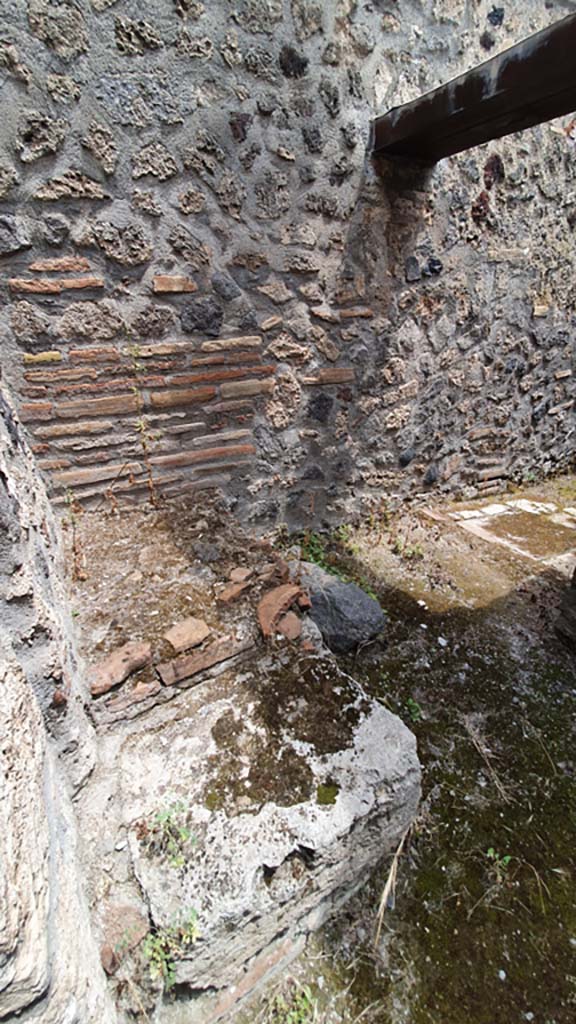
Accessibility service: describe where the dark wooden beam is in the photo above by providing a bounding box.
[371,14,576,162]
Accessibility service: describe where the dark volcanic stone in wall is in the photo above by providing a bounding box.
[181,297,224,337]
[279,44,308,78]
[0,216,31,256]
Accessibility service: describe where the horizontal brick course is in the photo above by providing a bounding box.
[152,275,198,293]
[150,443,255,468]
[167,366,274,387]
[23,351,63,365]
[134,342,195,358]
[53,461,143,488]
[49,375,164,396]
[28,256,91,272]
[220,379,274,399]
[302,368,355,385]
[70,348,122,363]
[34,419,115,438]
[25,367,99,384]
[55,394,140,419]
[201,335,261,352]
[149,386,216,409]
[9,276,104,294]
[20,402,53,422]
[339,307,374,319]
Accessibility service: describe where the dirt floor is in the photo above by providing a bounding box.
[64,475,576,1024]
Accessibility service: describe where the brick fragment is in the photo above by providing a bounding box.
[163,616,211,653]
[229,567,254,583]
[9,276,104,294]
[89,640,152,697]
[150,443,255,468]
[200,335,261,353]
[258,583,302,638]
[23,351,63,365]
[157,636,254,686]
[302,368,355,385]
[216,580,251,604]
[277,611,302,640]
[55,394,140,418]
[152,275,198,293]
[220,379,274,399]
[29,255,90,272]
[149,386,216,410]
[261,316,282,332]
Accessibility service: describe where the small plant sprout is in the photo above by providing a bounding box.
[405,697,423,723]
[486,847,512,884]
[136,801,194,869]
[268,981,317,1024]
[142,909,200,990]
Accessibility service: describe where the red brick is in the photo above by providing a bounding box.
[133,342,194,358]
[163,617,211,653]
[168,366,275,388]
[339,307,373,319]
[89,640,152,697]
[201,335,261,353]
[35,419,114,438]
[188,354,226,366]
[20,401,52,421]
[207,399,255,413]
[150,443,255,469]
[23,387,48,399]
[152,275,198,294]
[216,581,251,604]
[53,461,143,488]
[29,256,91,272]
[302,368,355,385]
[38,457,72,470]
[258,584,302,637]
[9,276,104,294]
[278,611,302,640]
[25,367,98,384]
[225,351,263,365]
[31,443,50,454]
[157,636,254,687]
[51,375,164,396]
[70,348,121,363]
[149,386,216,410]
[55,394,140,418]
[220,379,274,399]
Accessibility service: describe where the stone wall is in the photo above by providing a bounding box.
[0,0,574,527]
[0,391,114,1022]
